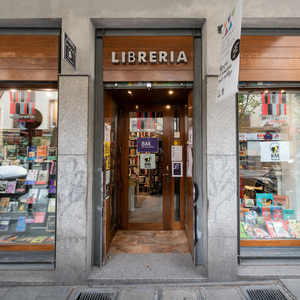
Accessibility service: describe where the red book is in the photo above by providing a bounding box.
[262,207,271,221]
[265,221,276,238]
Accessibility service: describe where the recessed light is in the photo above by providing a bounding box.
[264,90,268,94]
[166,105,171,109]
[128,90,132,95]
[168,90,174,95]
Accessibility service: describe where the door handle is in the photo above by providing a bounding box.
[162,166,170,183]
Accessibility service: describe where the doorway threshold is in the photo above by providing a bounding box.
[87,253,207,285]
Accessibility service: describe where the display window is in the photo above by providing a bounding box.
[239,89,300,243]
[0,89,57,262]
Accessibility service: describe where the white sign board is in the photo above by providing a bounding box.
[171,145,183,161]
[104,123,111,142]
[217,0,243,102]
[140,154,156,169]
[260,141,290,162]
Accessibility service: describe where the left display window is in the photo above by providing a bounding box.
[0,89,57,263]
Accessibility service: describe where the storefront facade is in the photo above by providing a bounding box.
[0,0,299,285]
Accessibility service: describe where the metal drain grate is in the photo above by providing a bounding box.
[75,292,115,300]
[246,289,287,300]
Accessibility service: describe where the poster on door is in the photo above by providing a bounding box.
[171,145,182,161]
[137,137,158,152]
[140,154,156,169]
[260,141,290,162]
[172,162,183,177]
[104,141,111,170]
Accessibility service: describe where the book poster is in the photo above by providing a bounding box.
[140,154,155,169]
[104,142,110,170]
[260,141,290,162]
[172,162,183,177]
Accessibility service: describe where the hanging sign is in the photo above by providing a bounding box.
[260,141,290,162]
[140,154,156,169]
[63,32,77,70]
[137,137,158,153]
[216,0,242,102]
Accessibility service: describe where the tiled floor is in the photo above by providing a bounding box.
[108,230,190,254]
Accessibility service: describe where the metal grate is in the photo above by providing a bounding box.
[75,292,115,300]
[246,289,288,300]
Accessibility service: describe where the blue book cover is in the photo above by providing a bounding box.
[245,211,256,225]
[256,193,273,207]
[27,146,37,161]
[16,216,26,232]
[283,209,295,220]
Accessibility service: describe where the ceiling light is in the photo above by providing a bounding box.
[166,105,171,109]
[168,90,174,95]
[128,90,132,95]
[264,90,268,94]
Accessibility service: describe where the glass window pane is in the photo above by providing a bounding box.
[0,89,57,263]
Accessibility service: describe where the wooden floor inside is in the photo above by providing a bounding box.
[108,230,190,254]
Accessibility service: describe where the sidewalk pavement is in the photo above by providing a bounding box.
[0,279,299,299]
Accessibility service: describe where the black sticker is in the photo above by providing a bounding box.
[231,39,240,61]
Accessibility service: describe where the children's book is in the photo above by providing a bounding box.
[272,221,290,238]
[283,209,295,221]
[46,216,55,232]
[271,206,283,220]
[0,198,10,213]
[16,236,35,243]
[0,234,18,243]
[288,220,300,238]
[0,235,14,242]
[244,198,254,207]
[5,181,16,194]
[30,236,48,243]
[26,188,38,204]
[35,170,48,185]
[44,235,55,243]
[0,181,8,193]
[16,216,26,232]
[16,202,28,213]
[256,193,273,207]
[49,180,56,194]
[265,221,277,238]
[7,201,18,212]
[253,227,271,238]
[33,208,46,223]
[36,146,47,159]
[41,137,51,147]
[37,188,48,204]
[262,207,271,221]
[240,222,249,238]
[47,198,55,213]
[16,179,26,192]
[25,169,38,185]
[47,147,57,160]
[256,216,266,228]
[242,223,256,238]
[6,145,17,160]
[32,137,41,147]
[50,161,56,175]
[27,146,37,161]
[245,211,256,225]
[0,217,10,232]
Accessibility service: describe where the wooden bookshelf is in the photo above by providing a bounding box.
[0,244,55,251]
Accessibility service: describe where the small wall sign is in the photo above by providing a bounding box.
[63,33,77,70]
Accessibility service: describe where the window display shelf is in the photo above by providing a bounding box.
[0,244,54,251]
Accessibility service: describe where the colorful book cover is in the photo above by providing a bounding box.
[262,207,271,221]
[16,179,26,192]
[7,201,19,212]
[25,209,35,223]
[25,169,38,185]
[35,170,48,185]
[240,222,250,238]
[0,198,10,213]
[41,137,51,147]
[50,161,56,175]
[16,236,35,243]
[1,234,18,243]
[245,211,256,225]
[0,181,8,193]
[288,220,300,238]
[6,145,17,160]
[16,216,26,232]
[0,217,10,232]
[47,198,55,213]
[256,216,266,228]
[0,235,14,242]
[46,216,55,232]
[244,198,254,207]
[27,146,37,161]
[256,193,273,207]
[283,209,295,221]
[5,181,16,194]
[49,180,56,194]
[16,202,28,213]
[272,221,290,238]
[242,223,256,238]
[265,221,277,238]
[271,206,283,220]
[36,146,47,159]
[32,137,41,146]
[30,236,48,243]
[253,227,271,238]
[44,235,55,243]
[26,188,38,204]
[47,147,57,160]
[37,188,48,204]
[33,209,46,223]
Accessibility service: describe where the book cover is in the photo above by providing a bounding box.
[271,206,283,220]
[16,216,26,232]
[37,188,48,204]
[288,220,300,238]
[35,170,48,185]
[242,223,256,238]
[245,211,256,225]
[27,146,37,161]
[25,170,38,185]
[47,147,57,160]
[16,202,28,213]
[256,216,266,228]
[46,216,55,232]
[50,161,56,175]
[25,208,35,223]
[0,235,14,242]
[34,209,46,223]
[16,179,26,192]
[265,221,277,238]
[6,145,17,160]
[5,181,16,194]
[7,201,18,212]
[49,180,56,194]
[256,193,273,207]
[0,181,8,193]
[44,235,55,243]
[16,236,35,243]
[32,137,41,146]
[30,236,48,243]
[0,198,10,213]
[47,198,55,213]
[283,209,295,220]
[41,137,51,147]
[36,146,47,159]
[244,198,254,207]
[1,234,18,243]
[26,188,38,204]
[0,217,10,232]
[240,222,250,238]
[262,207,271,221]
[253,227,270,238]
[272,221,290,238]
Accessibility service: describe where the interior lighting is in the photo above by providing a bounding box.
[281,90,285,93]
[166,105,171,109]
[10,89,16,93]
[135,105,139,109]
[128,90,132,95]
[168,90,174,95]
[264,90,268,94]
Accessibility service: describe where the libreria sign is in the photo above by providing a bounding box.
[111,51,188,64]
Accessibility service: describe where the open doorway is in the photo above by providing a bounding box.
[102,87,194,260]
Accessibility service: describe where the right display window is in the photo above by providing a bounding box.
[239,90,300,242]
